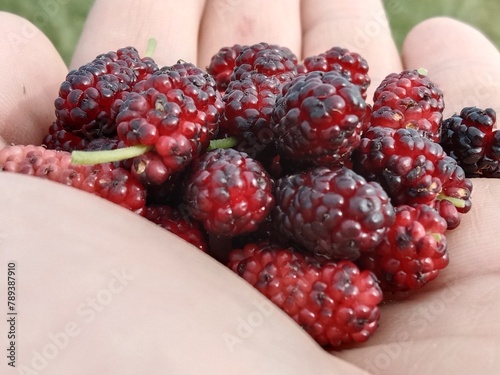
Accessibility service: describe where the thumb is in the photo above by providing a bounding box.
[0,11,67,146]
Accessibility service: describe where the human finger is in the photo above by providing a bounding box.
[300,0,402,101]
[390,17,500,280]
[0,172,370,375]
[70,0,206,69]
[335,16,500,366]
[335,179,500,374]
[0,11,67,145]
[197,0,301,69]
[402,17,500,117]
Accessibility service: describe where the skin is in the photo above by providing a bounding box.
[1,1,500,373]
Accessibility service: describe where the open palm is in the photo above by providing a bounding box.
[1,1,499,374]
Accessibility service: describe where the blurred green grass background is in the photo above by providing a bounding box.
[0,0,499,65]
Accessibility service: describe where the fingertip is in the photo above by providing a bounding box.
[71,0,206,69]
[198,0,301,69]
[402,16,499,66]
[402,16,500,116]
[403,16,498,52]
[0,11,67,145]
[300,0,403,103]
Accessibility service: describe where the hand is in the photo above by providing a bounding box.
[1,1,499,374]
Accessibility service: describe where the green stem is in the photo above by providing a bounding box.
[71,145,152,165]
[437,193,466,209]
[70,136,238,165]
[431,233,442,242]
[207,137,239,151]
[417,67,428,76]
[145,38,157,58]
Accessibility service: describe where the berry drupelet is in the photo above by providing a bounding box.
[352,126,472,229]
[55,46,158,140]
[228,242,383,348]
[43,121,89,152]
[298,46,371,99]
[273,166,395,261]
[115,62,224,185]
[214,42,299,166]
[357,204,449,292]
[218,73,282,160]
[440,106,500,177]
[272,70,369,170]
[0,145,146,213]
[145,205,209,252]
[206,44,247,93]
[370,69,444,142]
[183,148,275,237]
[230,42,298,84]
[43,121,121,153]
